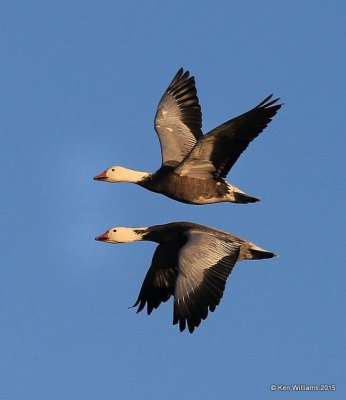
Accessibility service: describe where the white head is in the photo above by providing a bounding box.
[95,227,148,244]
[93,166,150,183]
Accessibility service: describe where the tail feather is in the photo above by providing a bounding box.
[239,243,277,260]
[249,249,277,260]
[233,192,260,204]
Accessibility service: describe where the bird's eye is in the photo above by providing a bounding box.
[111,169,115,172]
[113,229,117,232]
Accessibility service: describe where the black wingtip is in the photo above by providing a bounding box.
[176,67,184,77]
[256,94,283,109]
[175,67,189,79]
[172,317,198,333]
[129,298,145,314]
[168,68,192,89]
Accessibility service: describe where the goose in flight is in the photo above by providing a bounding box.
[95,221,276,333]
[94,68,282,204]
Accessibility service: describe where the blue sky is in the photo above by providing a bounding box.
[1,1,345,399]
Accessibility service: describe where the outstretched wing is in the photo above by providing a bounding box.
[174,231,240,333]
[175,95,282,179]
[154,68,203,167]
[131,244,179,315]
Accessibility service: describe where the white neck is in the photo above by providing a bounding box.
[110,166,151,183]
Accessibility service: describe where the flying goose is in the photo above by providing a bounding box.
[94,68,282,204]
[95,221,276,333]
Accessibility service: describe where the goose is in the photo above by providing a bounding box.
[95,221,276,333]
[94,68,282,204]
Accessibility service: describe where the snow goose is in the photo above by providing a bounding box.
[94,68,282,204]
[95,221,276,333]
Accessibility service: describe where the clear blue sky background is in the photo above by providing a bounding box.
[1,1,345,399]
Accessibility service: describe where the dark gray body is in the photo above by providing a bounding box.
[141,221,275,260]
[139,166,258,204]
[132,221,276,332]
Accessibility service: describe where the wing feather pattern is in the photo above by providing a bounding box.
[155,68,202,166]
[175,95,282,179]
[173,231,240,333]
[132,229,240,333]
[132,244,178,314]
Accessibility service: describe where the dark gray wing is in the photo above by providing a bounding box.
[173,231,240,333]
[175,95,282,179]
[132,244,179,315]
[154,68,203,167]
